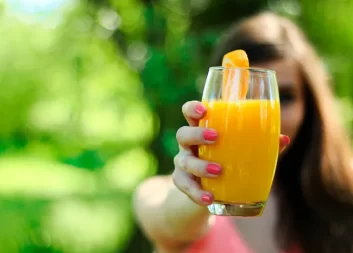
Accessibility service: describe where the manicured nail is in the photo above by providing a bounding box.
[284,135,291,145]
[195,104,206,115]
[206,163,221,175]
[201,193,213,204]
[203,130,217,141]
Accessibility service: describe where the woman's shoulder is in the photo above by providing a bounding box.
[186,216,253,253]
[185,216,303,253]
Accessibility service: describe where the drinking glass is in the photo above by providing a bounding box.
[199,67,280,217]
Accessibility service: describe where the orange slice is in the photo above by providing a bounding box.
[222,50,250,100]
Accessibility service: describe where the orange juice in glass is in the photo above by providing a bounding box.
[199,67,280,216]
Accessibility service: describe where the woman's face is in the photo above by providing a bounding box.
[254,58,305,144]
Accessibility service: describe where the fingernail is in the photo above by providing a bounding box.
[203,130,217,141]
[284,135,291,145]
[206,163,221,175]
[201,193,213,204]
[195,104,206,115]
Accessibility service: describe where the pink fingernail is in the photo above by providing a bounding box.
[284,135,291,145]
[201,193,213,204]
[195,104,206,115]
[203,130,217,141]
[206,164,221,175]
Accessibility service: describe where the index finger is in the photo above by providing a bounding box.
[182,101,207,126]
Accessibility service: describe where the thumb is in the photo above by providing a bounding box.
[279,135,291,153]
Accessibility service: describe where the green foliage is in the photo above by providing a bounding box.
[0,1,155,252]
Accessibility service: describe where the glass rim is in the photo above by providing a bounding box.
[209,66,276,74]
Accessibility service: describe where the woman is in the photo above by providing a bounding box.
[133,11,353,253]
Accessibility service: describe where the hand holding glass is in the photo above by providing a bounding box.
[199,67,280,217]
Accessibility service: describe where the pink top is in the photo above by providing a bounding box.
[186,216,302,253]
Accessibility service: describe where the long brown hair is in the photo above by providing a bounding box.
[211,11,353,253]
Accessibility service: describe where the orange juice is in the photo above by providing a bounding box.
[199,99,280,203]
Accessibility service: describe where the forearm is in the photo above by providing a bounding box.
[133,175,212,246]
[163,177,212,241]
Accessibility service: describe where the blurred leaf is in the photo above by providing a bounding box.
[0,156,97,198]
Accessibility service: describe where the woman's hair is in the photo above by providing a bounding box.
[211,11,353,252]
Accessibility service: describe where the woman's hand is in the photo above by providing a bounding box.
[173,100,290,206]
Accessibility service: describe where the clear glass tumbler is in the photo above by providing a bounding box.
[199,67,280,217]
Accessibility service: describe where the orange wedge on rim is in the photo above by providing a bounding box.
[222,50,250,100]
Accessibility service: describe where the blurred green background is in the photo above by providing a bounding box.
[1,0,353,252]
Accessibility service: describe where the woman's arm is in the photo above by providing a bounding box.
[133,100,289,252]
[133,175,213,252]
